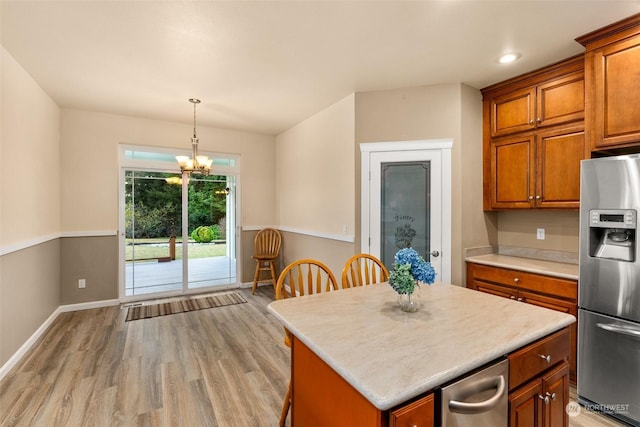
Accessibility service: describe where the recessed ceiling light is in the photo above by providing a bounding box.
[498,53,521,64]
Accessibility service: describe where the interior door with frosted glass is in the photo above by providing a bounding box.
[369,151,443,280]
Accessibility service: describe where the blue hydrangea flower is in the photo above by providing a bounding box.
[389,247,437,294]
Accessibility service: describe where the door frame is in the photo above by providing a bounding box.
[118,144,242,302]
[360,139,452,284]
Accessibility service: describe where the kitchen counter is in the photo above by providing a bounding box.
[465,253,579,280]
[267,282,575,411]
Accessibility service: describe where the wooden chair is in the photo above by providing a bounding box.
[275,259,339,427]
[251,228,282,295]
[341,253,389,288]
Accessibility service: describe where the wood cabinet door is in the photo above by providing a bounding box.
[389,394,434,427]
[490,135,535,209]
[590,34,640,149]
[536,72,584,128]
[509,379,543,427]
[542,361,569,427]
[491,87,536,137]
[535,126,585,208]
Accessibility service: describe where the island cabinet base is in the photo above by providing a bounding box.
[508,328,571,427]
[291,337,434,427]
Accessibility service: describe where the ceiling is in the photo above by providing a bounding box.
[2,1,639,135]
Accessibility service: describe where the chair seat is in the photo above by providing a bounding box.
[252,254,278,261]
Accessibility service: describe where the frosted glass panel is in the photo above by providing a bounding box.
[381,162,431,268]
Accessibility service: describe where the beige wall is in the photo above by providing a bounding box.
[271,95,358,281]
[275,94,356,237]
[355,83,489,285]
[60,109,276,232]
[279,231,355,287]
[460,84,499,266]
[0,241,61,364]
[60,236,118,305]
[1,48,61,246]
[1,47,61,366]
[497,210,579,253]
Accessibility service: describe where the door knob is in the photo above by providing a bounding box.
[430,250,440,258]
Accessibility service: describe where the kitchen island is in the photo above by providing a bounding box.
[267,282,575,427]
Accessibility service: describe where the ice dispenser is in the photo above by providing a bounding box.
[588,209,636,262]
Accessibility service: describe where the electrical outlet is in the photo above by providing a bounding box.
[78,279,86,289]
[537,228,545,240]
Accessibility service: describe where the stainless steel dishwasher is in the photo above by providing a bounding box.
[441,358,509,427]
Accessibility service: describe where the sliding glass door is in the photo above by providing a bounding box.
[120,146,240,301]
[186,174,236,290]
[125,170,183,296]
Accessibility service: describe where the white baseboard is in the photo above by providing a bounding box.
[59,299,120,313]
[0,306,61,381]
[0,298,120,382]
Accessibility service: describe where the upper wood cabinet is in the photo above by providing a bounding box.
[490,71,584,138]
[577,14,640,152]
[489,125,584,209]
[482,56,586,210]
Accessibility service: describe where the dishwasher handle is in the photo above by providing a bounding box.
[448,375,506,415]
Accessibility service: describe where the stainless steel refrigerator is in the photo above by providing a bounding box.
[579,154,640,426]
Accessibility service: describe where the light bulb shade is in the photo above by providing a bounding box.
[176,156,190,168]
[196,155,210,166]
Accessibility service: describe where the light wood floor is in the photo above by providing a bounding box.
[0,287,630,426]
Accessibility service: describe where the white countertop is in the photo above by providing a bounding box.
[267,283,575,411]
[466,254,579,280]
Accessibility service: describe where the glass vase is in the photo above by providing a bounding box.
[398,283,421,312]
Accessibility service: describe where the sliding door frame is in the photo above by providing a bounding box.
[118,144,242,303]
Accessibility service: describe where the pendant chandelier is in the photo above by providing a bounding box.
[176,98,212,175]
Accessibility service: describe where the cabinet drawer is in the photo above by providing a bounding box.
[470,264,576,301]
[509,328,570,390]
[389,393,434,427]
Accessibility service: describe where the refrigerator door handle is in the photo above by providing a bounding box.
[596,322,640,339]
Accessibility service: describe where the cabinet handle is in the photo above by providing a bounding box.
[510,295,516,300]
[538,354,551,363]
[536,117,542,123]
[538,394,550,404]
[517,297,524,302]
[529,120,534,126]
[528,195,534,200]
[514,278,520,283]
[546,392,556,401]
[535,195,541,199]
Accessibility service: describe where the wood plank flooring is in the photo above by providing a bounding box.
[0,287,630,426]
[1,288,290,426]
